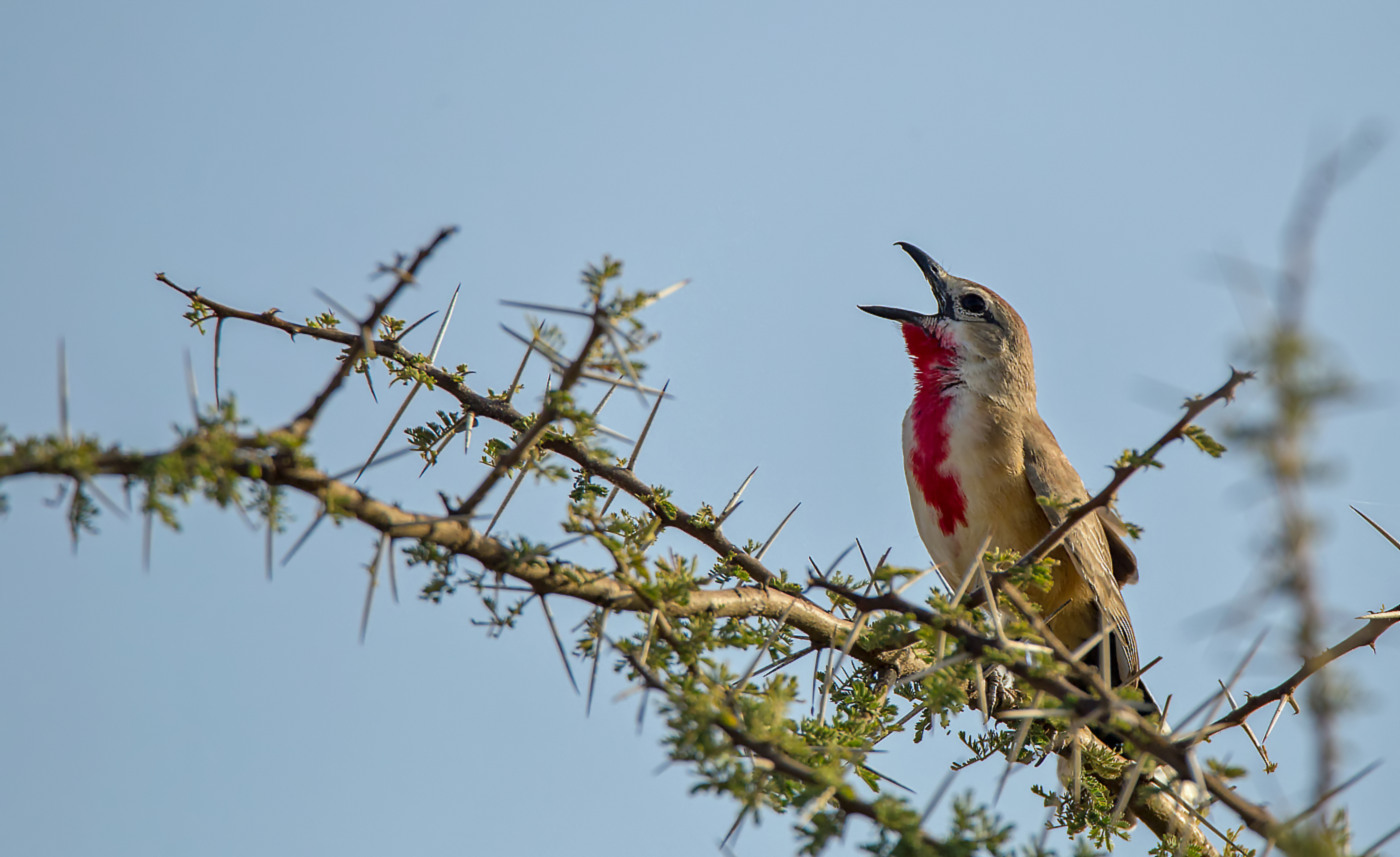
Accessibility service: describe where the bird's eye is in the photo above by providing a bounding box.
[958,294,988,315]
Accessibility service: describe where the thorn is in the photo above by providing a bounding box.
[601,322,648,405]
[483,467,528,537]
[753,644,818,679]
[353,286,460,482]
[1071,734,1083,805]
[638,610,658,668]
[586,609,610,717]
[717,467,758,526]
[281,509,328,566]
[894,564,939,597]
[754,503,800,562]
[396,308,440,342]
[1351,505,1400,552]
[815,645,836,725]
[733,598,800,691]
[540,595,580,695]
[917,769,959,826]
[1118,655,1163,689]
[1177,629,1269,742]
[1109,753,1146,828]
[142,507,154,573]
[598,380,670,516]
[948,564,978,607]
[575,369,670,396]
[995,691,1042,805]
[499,298,594,319]
[364,364,378,402]
[500,322,543,404]
[359,533,389,644]
[636,687,651,734]
[1359,820,1400,857]
[57,339,70,442]
[312,289,360,329]
[1262,695,1291,744]
[387,537,398,604]
[425,284,461,363]
[858,763,915,794]
[1279,760,1382,830]
[213,317,224,409]
[644,278,688,306]
[183,347,200,423]
[591,380,620,416]
[976,561,1006,645]
[1219,679,1272,770]
[720,802,752,851]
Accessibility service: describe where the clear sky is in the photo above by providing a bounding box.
[3,3,1399,855]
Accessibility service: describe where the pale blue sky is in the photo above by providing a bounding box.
[4,4,1400,855]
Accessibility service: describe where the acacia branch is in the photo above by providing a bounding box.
[1203,609,1400,739]
[150,281,791,590]
[1009,367,1252,574]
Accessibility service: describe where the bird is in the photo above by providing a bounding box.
[861,242,1150,707]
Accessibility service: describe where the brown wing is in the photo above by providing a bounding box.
[1022,417,1142,684]
[1096,507,1139,587]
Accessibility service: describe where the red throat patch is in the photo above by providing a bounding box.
[901,322,967,536]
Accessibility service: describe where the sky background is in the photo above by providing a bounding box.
[3,3,1400,855]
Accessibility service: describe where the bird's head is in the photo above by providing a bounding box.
[860,242,1035,402]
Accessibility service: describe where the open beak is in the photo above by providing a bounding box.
[858,304,925,324]
[858,242,953,324]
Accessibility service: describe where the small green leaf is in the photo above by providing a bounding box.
[1183,424,1227,458]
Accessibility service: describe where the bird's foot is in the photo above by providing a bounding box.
[969,663,1022,719]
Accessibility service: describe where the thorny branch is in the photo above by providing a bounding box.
[5,194,1393,855]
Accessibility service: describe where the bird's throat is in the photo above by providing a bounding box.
[902,323,968,536]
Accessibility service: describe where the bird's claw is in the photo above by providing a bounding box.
[970,663,1021,717]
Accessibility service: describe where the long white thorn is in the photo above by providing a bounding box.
[598,380,669,516]
[754,503,800,562]
[1262,694,1292,744]
[359,532,389,644]
[586,609,610,716]
[995,690,1043,805]
[718,467,759,525]
[57,339,70,441]
[733,598,800,691]
[975,561,1006,644]
[183,348,200,423]
[500,323,543,403]
[602,322,647,405]
[540,595,580,695]
[1219,680,1272,768]
[637,278,689,309]
[499,298,593,318]
[894,564,939,597]
[1351,505,1400,552]
[918,769,960,826]
[355,285,461,482]
[1109,753,1147,828]
[213,317,224,409]
[592,380,621,416]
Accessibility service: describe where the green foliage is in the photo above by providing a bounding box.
[304,310,341,330]
[4,245,1293,857]
[1183,424,1227,458]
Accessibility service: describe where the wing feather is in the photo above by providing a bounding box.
[1022,418,1141,683]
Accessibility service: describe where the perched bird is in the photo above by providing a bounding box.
[861,242,1148,702]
